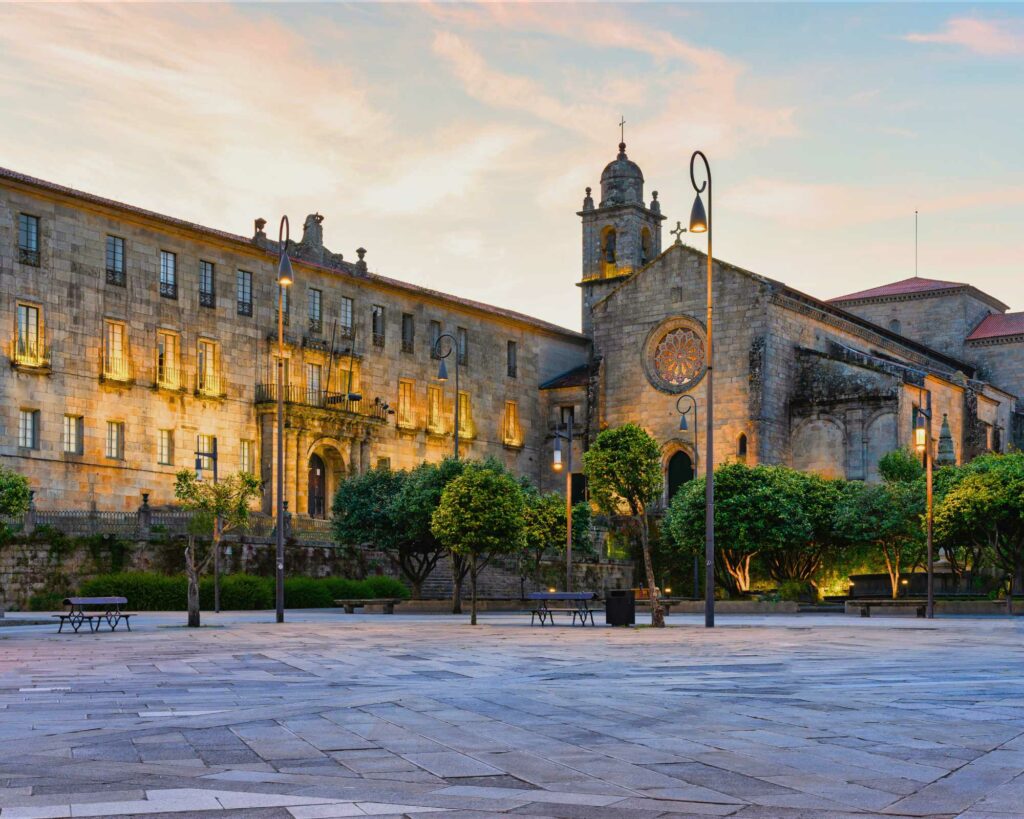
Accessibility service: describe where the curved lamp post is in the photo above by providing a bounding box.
[276,216,293,624]
[434,333,460,459]
[914,388,934,619]
[689,150,715,628]
[552,414,574,591]
[675,394,698,601]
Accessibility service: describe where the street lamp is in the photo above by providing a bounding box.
[914,389,934,618]
[689,150,715,629]
[276,216,293,625]
[434,332,460,459]
[194,436,220,613]
[675,394,699,600]
[552,413,574,592]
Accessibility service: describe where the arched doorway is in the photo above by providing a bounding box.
[308,454,327,518]
[667,450,694,502]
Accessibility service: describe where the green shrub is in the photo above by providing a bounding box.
[322,577,366,600]
[363,575,410,599]
[221,574,274,610]
[28,591,65,611]
[81,572,188,610]
[284,577,335,608]
[777,579,816,602]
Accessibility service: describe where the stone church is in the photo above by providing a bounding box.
[1,140,1021,518]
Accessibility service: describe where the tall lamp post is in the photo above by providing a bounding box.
[275,216,293,624]
[675,395,698,600]
[914,388,934,619]
[552,413,574,592]
[194,437,220,613]
[434,332,460,459]
[688,150,715,628]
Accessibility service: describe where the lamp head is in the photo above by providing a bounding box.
[689,194,708,233]
[277,251,294,287]
[436,358,448,382]
[553,437,563,471]
[914,413,927,452]
[678,413,689,432]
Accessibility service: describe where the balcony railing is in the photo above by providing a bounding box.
[237,299,253,317]
[372,332,385,347]
[156,365,183,391]
[196,370,224,397]
[10,338,50,369]
[401,338,414,354]
[18,247,40,267]
[308,317,322,335]
[160,280,177,299]
[200,290,215,308]
[338,325,353,339]
[255,383,388,421]
[102,353,132,382]
[503,426,523,448]
[106,267,126,287]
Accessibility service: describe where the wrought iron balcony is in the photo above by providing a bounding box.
[102,353,133,382]
[308,317,322,335]
[237,299,253,317]
[106,267,126,287]
[159,280,177,299]
[255,383,388,421]
[18,247,40,267]
[401,338,414,354]
[196,370,224,398]
[200,290,215,308]
[372,332,385,348]
[10,338,50,370]
[156,364,183,391]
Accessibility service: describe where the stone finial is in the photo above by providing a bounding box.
[355,247,368,275]
[253,218,268,247]
[650,190,661,214]
[298,213,325,263]
[937,413,956,465]
[583,186,594,211]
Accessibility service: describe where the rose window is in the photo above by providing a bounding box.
[653,328,705,387]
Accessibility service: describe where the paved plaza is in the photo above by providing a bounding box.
[1,612,1024,819]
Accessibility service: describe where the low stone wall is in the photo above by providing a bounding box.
[665,600,799,614]
[844,599,1020,616]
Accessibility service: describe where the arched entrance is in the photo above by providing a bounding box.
[308,454,327,518]
[667,450,694,502]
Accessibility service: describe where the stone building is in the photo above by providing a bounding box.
[2,141,1022,518]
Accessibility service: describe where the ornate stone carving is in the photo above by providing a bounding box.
[642,317,707,393]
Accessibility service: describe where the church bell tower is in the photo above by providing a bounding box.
[578,139,665,336]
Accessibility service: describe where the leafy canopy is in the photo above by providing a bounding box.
[0,466,31,518]
[431,462,526,559]
[583,424,662,516]
[174,469,261,534]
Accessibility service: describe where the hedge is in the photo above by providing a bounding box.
[74,573,409,611]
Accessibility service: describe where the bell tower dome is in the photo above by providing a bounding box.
[578,139,666,336]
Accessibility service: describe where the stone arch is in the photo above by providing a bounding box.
[791,417,846,478]
[737,433,748,463]
[661,439,697,506]
[600,225,617,265]
[865,411,898,482]
[304,437,347,518]
[640,227,652,265]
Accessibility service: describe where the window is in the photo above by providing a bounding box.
[18,409,39,449]
[236,270,253,316]
[308,288,322,334]
[430,320,442,359]
[278,286,290,325]
[560,405,575,426]
[401,313,415,354]
[156,330,180,389]
[103,320,130,381]
[457,326,468,365]
[376,457,391,471]
[457,391,473,438]
[398,379,415,427]
[503,400,522,446]
[305,362,322,404]
[371,305,385,347]
[197,434,215,472]
[340,296,354,338]
[18,214,39,266]
[737,433,748,463]
[427,385,444,434]
[157,429,173,466]
[63,415,83,455]
[159,251,177,299]
[106,236,125,286]
[105,421,125,460]
[507,340,518,378]
[15,303,45,366]
[240,439,255,474]
[199,260,215,308]
[197,339,220,396]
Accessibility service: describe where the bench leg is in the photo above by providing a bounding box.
[384,604,394,614]
[57,617,65,634]
[860,606,870,617]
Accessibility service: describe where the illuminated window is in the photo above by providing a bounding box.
[199,260,215,308]
[18,214,39,266]
[197,339,219,396]
[340,296,354,337]
[507,340,517,378]
[15,303,45,366]
[457,391,473,437]
[371,305,385,347]
[308,288,322,334]
[157,429,173,466]
[398,379,415,427]
[305,362,322,404]
[159,250,177,299]
[236,270,253,316]
[63,415,83,455]
[240,439,255,474]
[106,236,125,286]
[103,320,130,380]
[503,400,522,446]
[105,421,125,460]
[197,434,215,472]
[19,409,39,449]
[156,330,179,389]
[427,385,444,434]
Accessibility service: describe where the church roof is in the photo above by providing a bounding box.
[539,364,590,390]
[967,312,1024,342]
[829,276,966,303]
[600,143,644,184]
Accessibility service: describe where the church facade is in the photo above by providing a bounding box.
[2,143,1021,518]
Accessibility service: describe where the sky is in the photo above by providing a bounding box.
[0,2,1022,331]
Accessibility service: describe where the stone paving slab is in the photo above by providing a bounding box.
[1,611,1024,818]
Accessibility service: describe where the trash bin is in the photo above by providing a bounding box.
[605,589,635,626]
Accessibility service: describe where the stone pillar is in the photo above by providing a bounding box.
[296,431,309,517]
[360,437,371,474]
[349,437,360,477]
[846,409,865,481]
[138,493,151,540]
[285,428,299,516]
[24,490,36,536]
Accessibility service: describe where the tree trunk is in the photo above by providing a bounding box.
[411,578,422,600]
[470,552,478,626]
[451,552,464,614]
[185,535,201,628]
[638,513,663,628]
[883,550,900,600]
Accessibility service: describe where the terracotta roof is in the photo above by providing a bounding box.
[968,312,1024,341]
[0,166,587,341]
[829,276,966,303]
[539,364,590,390]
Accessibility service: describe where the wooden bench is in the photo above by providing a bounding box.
[526,592,599,626]
[854,600,926,618]
[334,598,404,614]
[54,597,134,633]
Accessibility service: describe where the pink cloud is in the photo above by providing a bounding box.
[904,17,1024,56]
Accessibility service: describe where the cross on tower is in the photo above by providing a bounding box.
[671,220,686,245]
[619,115,626,144]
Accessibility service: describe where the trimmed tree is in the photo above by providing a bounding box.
[522,489,567,587]
[583,424,665,626]
[431,461,526,625]
[0,466,30,519]
[174,470,261,627]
